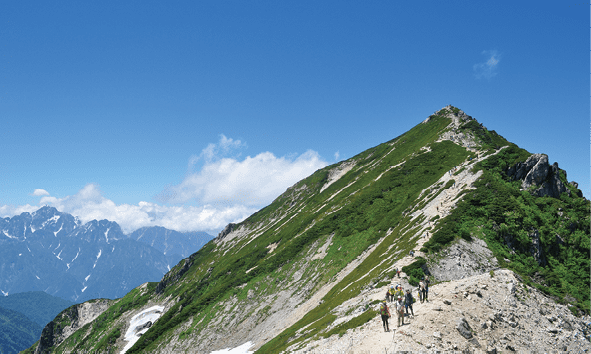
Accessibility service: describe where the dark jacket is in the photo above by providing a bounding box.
[405,292,413,305]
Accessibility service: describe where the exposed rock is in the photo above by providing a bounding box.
[485,345,498,354]
[34,299,112,354]
[507,154,572,198]
[529,229,547,266]
[427,238,497,282]
[456,317,473,339]
[216,222,236,241]
[521,154,550,189]
[156,257,194,294]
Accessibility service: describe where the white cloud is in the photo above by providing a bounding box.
[188,134,246,171]
[1,136,328,234]
[160,150,326,206]
[473,50,501,79]
[334,151,340,161]
[31,189,49,196]
[22,183,256,234]
[159,135,328,207]
[0,204,39,217]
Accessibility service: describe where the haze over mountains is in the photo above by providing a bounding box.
[0,206,213,302]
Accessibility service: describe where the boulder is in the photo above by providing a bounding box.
[456,317,473,339]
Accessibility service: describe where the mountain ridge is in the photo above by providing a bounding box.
[23,105,590,353]
[0,207,213,302]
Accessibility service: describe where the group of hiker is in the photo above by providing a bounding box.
[379,276,430,332]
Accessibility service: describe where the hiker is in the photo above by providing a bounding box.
[379,300,391,332]
[396,285,404,298]
[419,279,426,303]
[387,286,395,302]
[424,276,430,302]
[409,250,415,257]
[405,289,415,317]
[396,268,401,278]
[396,296,405,327]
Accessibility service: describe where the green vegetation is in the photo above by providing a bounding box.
[321,309,376,338]
[401,257,427,286]
[0,291,73,327]
[29,106,590,354]
[0,306,42,354]
[422,144,590,314]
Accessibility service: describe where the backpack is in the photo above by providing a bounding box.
[380,303,388,315]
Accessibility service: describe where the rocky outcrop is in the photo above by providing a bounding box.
[216,222,236,241]
[156,257,194,294]
[34,299,112,354]
[529,229,546,266]
[427,238,498,282]
[507,154,572,198]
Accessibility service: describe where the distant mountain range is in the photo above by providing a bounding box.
[0,206,213,302]
[0,291,73,354]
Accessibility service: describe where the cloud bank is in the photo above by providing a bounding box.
[0,136,328,234]
[473,50,500,79]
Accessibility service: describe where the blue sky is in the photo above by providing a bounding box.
[1,1,588,233]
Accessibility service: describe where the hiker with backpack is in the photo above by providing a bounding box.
[395,296,405,327]
[379,300,391,332]
[387,286,396,302]
[394,285,404,300]
[419,279,426,303]
[424,276,430,302]
[404,289,415,317]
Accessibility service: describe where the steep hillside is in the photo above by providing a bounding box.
[0,291,73,328]
[0,306,42,354]
[24,106,590,353]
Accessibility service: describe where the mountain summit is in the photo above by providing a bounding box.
[24,106,590,353]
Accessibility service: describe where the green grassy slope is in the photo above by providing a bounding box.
[126,108,473,353]
[0,306,42,354]
[0,291,73,328]
[422,143,590,315]
[27,106,590,353]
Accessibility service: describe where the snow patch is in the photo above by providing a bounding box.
[43,215,60,228]
[209,342,254,354]
[93,249,102,269]
[81,286,87,292]
[19,253,22,256]
[53,224,63,237]
[122,306,165,354]
[1,290,8,296]
[30,225,36,233]
[56,249,63,260]
[71,248,80,263]
[35,275,40,280]
[104,227,111,243]
[85,274,91,282]
[2,230,16,239]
